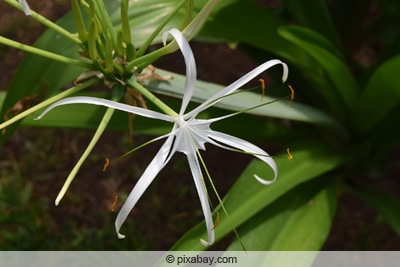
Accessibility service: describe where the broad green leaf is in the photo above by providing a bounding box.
[278,26,359,113]
[352,55,400,134]
[368,104,400,162]
[279,24,342,60]
[171,144,344,250]
[110,0,187,46]
[283,0,339,46]
[352,184,400,236]
[227,179,337,250]
[17,89,294,142]
[198,0,308,65]
[145,69,347,136]
[14,66,347,139]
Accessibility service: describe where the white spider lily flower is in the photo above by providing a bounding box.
[19,0,32,16]
[36,28,288,246]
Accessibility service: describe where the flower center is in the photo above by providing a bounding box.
[173,117,212,154]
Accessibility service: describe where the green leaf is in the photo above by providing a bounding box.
[283,0,339,45]
[16,65,347,138]
[197,0,307,64]
[171,144,344,250]
[227,179,337,250]
[352,184,400,236]
[278,26,359,114]
[368,104,400,161]
[111,0,186,46]
[352,55,400,134]
[145,69,346,135]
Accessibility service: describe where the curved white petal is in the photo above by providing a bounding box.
[186,152,215,246]
[19,0,32,16]
[35,96,174,123]
[186,60,289,119]
[163,28,197,115]
[208,130,278,185]
[115,135,175,238]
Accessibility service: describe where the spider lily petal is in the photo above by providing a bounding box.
[163,28,196,115]
[207,131,277,185]
[186,59,288,119]
[36,96,175,123]
[116,135,175,238]
[186,153,215,246]
[19,0,32,16]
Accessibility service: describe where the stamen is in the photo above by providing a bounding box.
[288,85,295,106]
[110,194,118,212]
[211,212,220,230]
[103,157,110,172]
[287,148,293,160]
[259,78,265,100]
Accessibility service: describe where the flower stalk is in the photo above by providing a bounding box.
[55,98,118,205]
[126,79,178,117]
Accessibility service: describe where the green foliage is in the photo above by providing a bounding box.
[172,144,344,250]
[1,0,399,251]
[0,164,44,250]
[226,180,337,251]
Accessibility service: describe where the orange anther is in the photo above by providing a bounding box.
[287,148,293,160]
[103,157,110,172]
[288,85,295,106]
[259,79,266,99]
[111,194,118,212]
[211,212,220,230]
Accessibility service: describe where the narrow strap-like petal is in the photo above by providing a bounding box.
[208,130,278,185]
[163,29,197,115]
[36,96,175,123]
[186,60,288,119]
[186,153,215,246]
[19,0,32,16]
[115,135,175,238]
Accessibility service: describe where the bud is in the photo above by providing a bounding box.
[88,20,98,60]
[71,0,88,42]
[121,0,132,45]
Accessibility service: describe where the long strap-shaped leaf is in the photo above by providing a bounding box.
[171,144,344,250]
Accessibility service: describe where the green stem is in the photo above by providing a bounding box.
[0,36,91,68]
[136,0,187,57]
[4,0,80,44]
[55,97,118,205]
[0,79,99,131]
[127,44,171,71]
[126,78,178,117]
